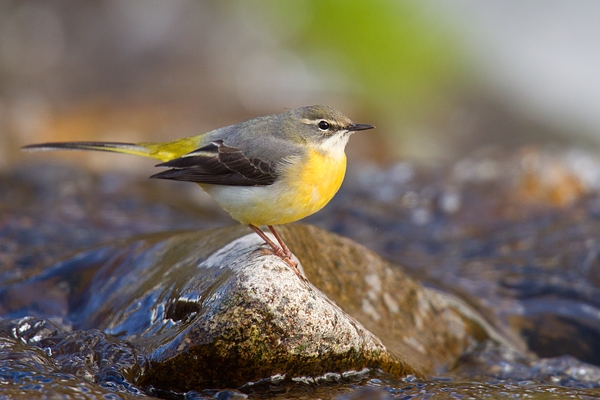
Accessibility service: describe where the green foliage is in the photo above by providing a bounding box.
[254,0,465,116]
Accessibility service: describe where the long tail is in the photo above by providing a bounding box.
[21,137,203,162]
[22,141,155,158]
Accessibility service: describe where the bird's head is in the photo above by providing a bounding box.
[288,105,374,157]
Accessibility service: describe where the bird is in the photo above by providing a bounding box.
[22,105,375,276]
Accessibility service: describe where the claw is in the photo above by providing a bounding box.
[249,224,304,279]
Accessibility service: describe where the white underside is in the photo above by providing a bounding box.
[203,180,303,226]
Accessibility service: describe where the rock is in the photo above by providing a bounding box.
[278,224,526,371]
[0,222,522,392]
[136,232,414,390]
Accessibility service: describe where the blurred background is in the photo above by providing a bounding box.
[2,0,600,173]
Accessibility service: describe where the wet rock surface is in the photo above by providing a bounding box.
[135,232,414,391]
[0,223,485,393]
[2,146,600,398]
[280,224,525,370]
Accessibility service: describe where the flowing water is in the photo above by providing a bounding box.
[2,148,600,398]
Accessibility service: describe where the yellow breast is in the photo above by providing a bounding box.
[202,148,347,226]
[283,148,347,220]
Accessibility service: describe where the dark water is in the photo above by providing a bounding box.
[2,149,600,398]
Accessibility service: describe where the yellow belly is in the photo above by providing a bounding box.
[202,149,346,226]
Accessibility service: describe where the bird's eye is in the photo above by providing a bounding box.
[318,120,330,131]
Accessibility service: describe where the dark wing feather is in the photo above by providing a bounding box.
[150,140,277,186]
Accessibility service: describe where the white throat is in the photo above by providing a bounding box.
[317,132,351,160]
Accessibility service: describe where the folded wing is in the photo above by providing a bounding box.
[150,140,277,186]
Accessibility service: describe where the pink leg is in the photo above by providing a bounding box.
[267,225,293,259]
[248,224,300,276]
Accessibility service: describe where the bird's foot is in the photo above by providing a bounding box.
[260,247,300,274]
[249,224,305,280]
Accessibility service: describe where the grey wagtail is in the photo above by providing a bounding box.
[22,105,375,275]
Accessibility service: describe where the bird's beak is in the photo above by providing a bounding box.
[348,123,375,132]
